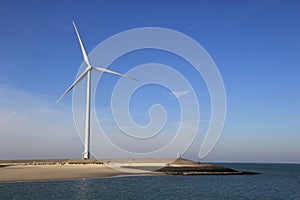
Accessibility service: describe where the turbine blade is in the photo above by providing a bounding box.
[93,67,138,81]
[56,69,89,104]
[72,21,91,66]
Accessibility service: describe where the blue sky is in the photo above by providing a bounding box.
[0,0,300,163]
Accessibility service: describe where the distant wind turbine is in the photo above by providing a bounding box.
[57,21,137,159]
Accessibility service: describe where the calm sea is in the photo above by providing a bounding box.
[0,163,299,199]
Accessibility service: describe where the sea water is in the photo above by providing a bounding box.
[0,163,299,200]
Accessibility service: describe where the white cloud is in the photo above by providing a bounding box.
[0,111,16,123]
[0,84,82,159]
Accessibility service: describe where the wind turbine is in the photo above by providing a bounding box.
[57,21,137,159]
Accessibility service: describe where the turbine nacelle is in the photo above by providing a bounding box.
[87,65,92,71]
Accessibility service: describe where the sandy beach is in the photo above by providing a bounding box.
[0,158,256,182]
[0,164,126,182]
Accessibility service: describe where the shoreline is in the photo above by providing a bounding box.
[0,158,257,183]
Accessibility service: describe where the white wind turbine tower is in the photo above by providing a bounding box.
[57,21,137,159]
